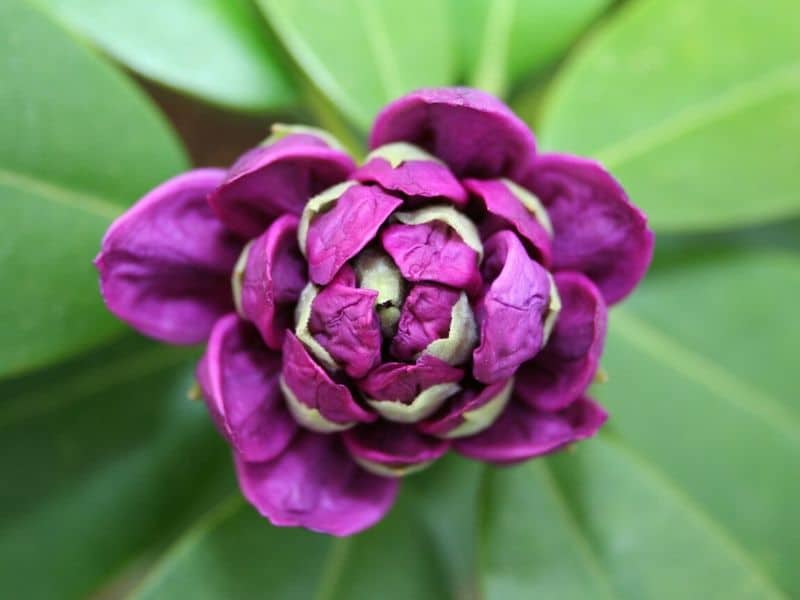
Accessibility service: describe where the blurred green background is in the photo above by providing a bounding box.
[1,0,799,598]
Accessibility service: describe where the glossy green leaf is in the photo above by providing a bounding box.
[481,439,783,599]
[480,249,799,597]
[451,0,611,97]
[403,455,483,599]
[0,336,232,599]
[595,250,800,595]
[258,0,454,131]
[132,498,333,600]
[0,0,187,378]
[538,0,800,231]
[38,0,297,112]
[133,480,455,600]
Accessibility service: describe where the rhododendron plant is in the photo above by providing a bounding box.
[96,88,653,536]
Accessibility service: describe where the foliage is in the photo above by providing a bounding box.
[1,0,798,597]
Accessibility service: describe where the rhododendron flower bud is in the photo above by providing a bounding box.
[95,89,653,536]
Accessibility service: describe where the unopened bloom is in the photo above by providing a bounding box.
[96,88,653,536]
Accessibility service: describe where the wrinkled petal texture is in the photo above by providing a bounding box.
[96,168,242,344]
[524,153,654,304]
[210,133,356,239]
[95,87,656,537]
[455,396,607,464]
[516,272,607,412]
[472,231,551,383]
[359,354,463,403]
[382,220,481,292]
[235,432,399,536]
[197,314,295,462]
[240,214,306,350]
[370,87,536,178]
[306,184,402,285]
[282,332,374,424]
[354,157,468,207]
[390,284,459,361]
[465,178,552,267]
[310,279,382,378]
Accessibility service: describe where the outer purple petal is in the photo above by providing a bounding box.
[342,422,450,476]
[239,214,306,350]
[306,184,402,285]
[523,153,654,304]
[472,231,551,383]
[353,157,468,207]
[282,331,375,424]
[235,432,399,536]
[381,221,481,292]
[309,280,382,378]
[95,168,242,344]
[358,354,464,404]
[418,379,512,438]
[197,314,296,462]
[369,87,536,178]
[209,134,356,239]
[454,396,607,464]
[464,178,552,267]
[516,272,607,412]
[390,284,459,361]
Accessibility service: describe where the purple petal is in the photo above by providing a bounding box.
[464,178,552,267]
[454,396,608,464]
[472,231,551,383]
[516,272,607,412]
[418,379,513,439]
[353,146,467,207]
[235,431,399,536]
[523,153,654,304]
[95,168,242,344]
[197,314,296,462]
[369,87,536,178]
[390,284,459,361]
[309,279,382,379]
[237,214,306,351]
[358,354,463,404]
[306,184,402,285]
[381,221,481,292]
[282,332,375,430]
[342,422,450,477]
[209,134,356,239]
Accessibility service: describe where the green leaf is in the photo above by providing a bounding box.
[0,336,232,599]
[37,0,297,113]
[0,0,187,378]
[451,0,611,97]
[132,498,333,600]
[481,439,784,599]
[538,0,800,232]
[132,481,455,600]
[480,249,799,597]
[595,249,800,595]
[403,455,483,599]
[258,0,454,131]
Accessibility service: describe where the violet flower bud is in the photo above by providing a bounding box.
[95,88,653,537]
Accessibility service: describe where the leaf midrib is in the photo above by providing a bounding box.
[597,435,789,599]
[591,62,800,168]
[0,167,124,221]
[470,0,515,97]
[537,462,619,599]
[612,308,800,443]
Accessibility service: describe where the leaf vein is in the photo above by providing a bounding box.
[595,63,800,167]
[612,309,800,444]
[0,167,123,221]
